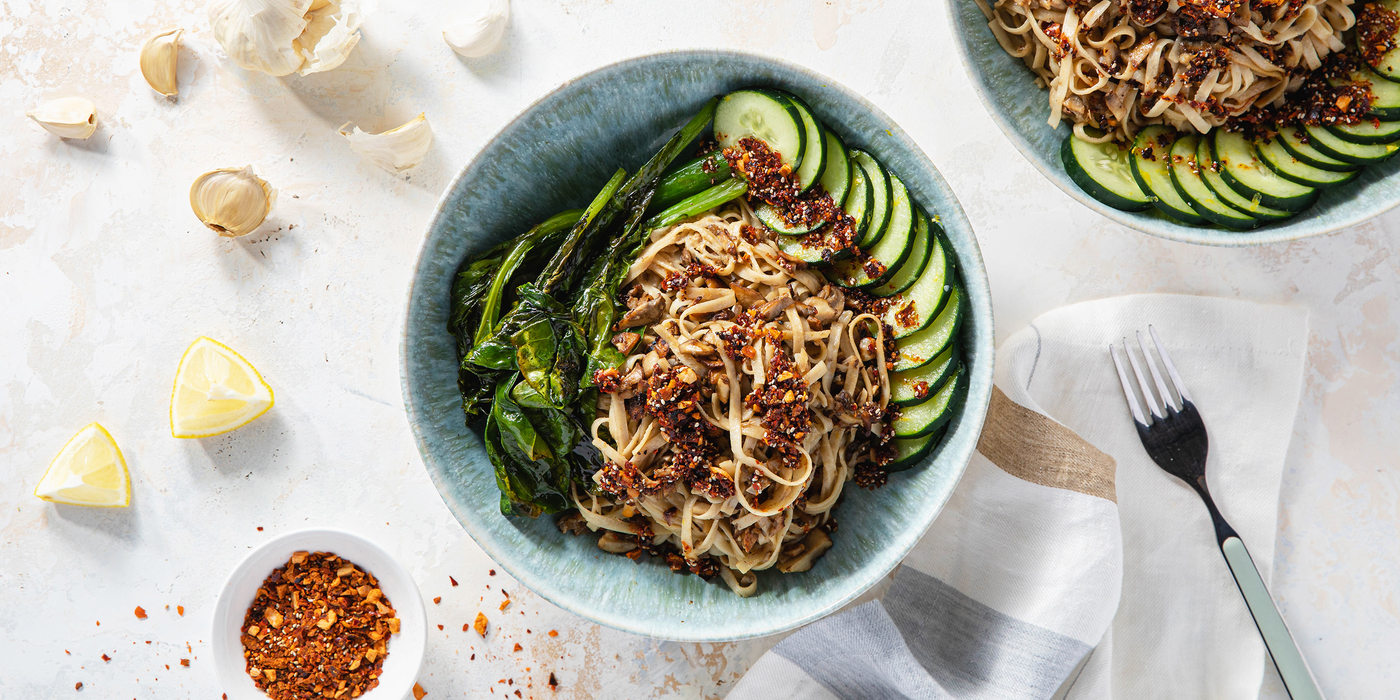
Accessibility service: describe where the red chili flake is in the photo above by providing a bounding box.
[257,526,264,531]
[101,654,111,662]
[437,624,444,631]
[449,576,458,586]
[462,623,469,632]
[134,607,147,620]
[471,654,475,660]
[75,682,83,691]
[95,621,99,626]
[548,630,558,637]
[180,659,189,667]
[65,650,70,655]
[513,643,522,652]
[433,597,441,604]
[548,673,559,690]
[177,606,184,617]
[488,570,496,576]
[412,683,427,700]
[515,691,522,698]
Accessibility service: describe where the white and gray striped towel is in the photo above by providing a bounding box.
[729,294,1309,700]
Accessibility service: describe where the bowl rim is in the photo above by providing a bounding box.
[400,47,995,641]
[210,527,427,700]
[944,0,1400,247]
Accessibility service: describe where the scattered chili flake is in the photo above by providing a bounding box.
[474,613,489,637]
[180,659,189,667]
[449,576,459,587]
[240,551,397,700]
[499,599,511,611]
[1359,3,1400,69]
[412,682,427,700]
[433,597,441,605]
[257,526,264,531]
[75,682,83,691]
[437,624,444,631]
[548,673,559,690]
[548,630,558,637]
[513,643,522,652]
[134,607,147,620]
[177,606,184,617]
[488,570,496,576]
[65,650,70,655]
[101,654,110,662]
[462,623,469,632]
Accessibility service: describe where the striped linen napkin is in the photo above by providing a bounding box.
[728,294,1309,700]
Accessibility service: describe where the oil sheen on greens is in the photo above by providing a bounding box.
[446,98,752,518]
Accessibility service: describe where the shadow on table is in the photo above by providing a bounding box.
[187,410,296,477]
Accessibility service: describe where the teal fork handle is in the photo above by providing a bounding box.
[1220,537,1325,700]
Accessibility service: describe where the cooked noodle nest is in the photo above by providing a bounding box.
[575,201,892,596]
[974,0,1357,142]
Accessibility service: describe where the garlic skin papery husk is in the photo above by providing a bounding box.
[339,113,433,174]
[26,97,98,139]
[190,166,277,237]
[443,0,509,58]
[208,0,366,77]
[140,28,184,96]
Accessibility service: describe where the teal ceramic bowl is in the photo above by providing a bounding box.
[949,1,1400,246]
[401,50,994,641]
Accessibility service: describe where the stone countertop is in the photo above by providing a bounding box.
[1,0,1396,698]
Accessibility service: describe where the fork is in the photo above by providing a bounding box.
[1110,327,1324,700]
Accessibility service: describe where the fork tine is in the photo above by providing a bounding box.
[1149,326,1194,405]
[1123,338,1164,420]
[1110,343,1148,425]
[1137,330,1177,412]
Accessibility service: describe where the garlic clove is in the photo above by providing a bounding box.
[339,113,433,174]
[190,166,277,237]
[140,28,184,96]
[296,0,365,75]
[443,0,509,58]
[208,0,312,77]
[26,97,98,139]
[208,0,367,77]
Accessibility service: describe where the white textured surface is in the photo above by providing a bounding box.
[0,1,1396,698]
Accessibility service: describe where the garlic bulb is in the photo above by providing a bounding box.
[339,113,433,174]
[190,166,277,237]
[208,0,366,77]
[26,97,97,139]
[140,28,184,96]
[443,0,509,58]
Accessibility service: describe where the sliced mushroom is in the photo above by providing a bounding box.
[797,296,839,324]
[753,288,795,321]
[612,332,641,355]
[729,282,764,309]
[619,364,645,396]
[556,511,589,536]
[597,531,638,554]
[817,284,845,312]
[618,295,664,328]
[679,339,715,356]
[777,528,833,573]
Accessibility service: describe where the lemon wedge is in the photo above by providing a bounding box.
[170,336,274,438]
[36,423,131,507]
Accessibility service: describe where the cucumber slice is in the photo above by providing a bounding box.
[887,429,943,472]
[1061,133,1151,211]
[1327,118,1400,145]
[892,344,957,407]
[714,89,805,171]
[775,224,855,264]
[831,171,915,288]
[843,157,872,241]
[851,151,892,249]
[1211,130,1318,211]
[1276,127,1361,171]
[894,363,967,439]
[1167,136,1259,230]
[871,206,934,297]
[1337,67,1400,120]
[784,94,827,194]
[754,202,827,235]
[1130,126,1206,224]
[892,282,962,372]
[1359,0,1400,84]
[1197,138,1296,222]
[1303,124,1400,164]
[819,129,852,204]
[882,233,950,338]
[1255,136,1360,188]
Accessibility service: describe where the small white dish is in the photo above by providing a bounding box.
[211,528,427,700]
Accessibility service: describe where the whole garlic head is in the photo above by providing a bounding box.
[26,97,98,139]
[208,0,366,77]
[444,0,509,58]
[140,28,184,96]
[190,166,277,237]
[340,113,433,174]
